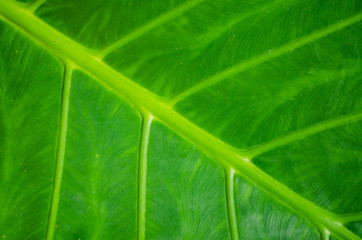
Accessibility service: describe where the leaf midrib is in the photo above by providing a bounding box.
[0,1,360,239]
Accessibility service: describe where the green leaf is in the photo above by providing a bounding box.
[0,0,361,239]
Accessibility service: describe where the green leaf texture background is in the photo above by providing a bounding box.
[0,0,361,239]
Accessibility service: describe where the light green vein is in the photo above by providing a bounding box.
[0,2,360,240]
[225,168,239,240]
[137,114,153,240]
[245,112,362,158]
[169,12,362,105]
[97,0,205,58]
[45,63,72,240]
[339,212,362,224]
[27,0,47,13]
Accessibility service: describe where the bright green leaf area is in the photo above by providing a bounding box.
[0,0,361,239]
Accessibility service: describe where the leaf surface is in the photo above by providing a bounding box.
[0,0,361,239]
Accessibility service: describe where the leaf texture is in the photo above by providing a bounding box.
[0,0,361,239]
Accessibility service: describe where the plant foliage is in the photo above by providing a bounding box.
[0,0,361,239]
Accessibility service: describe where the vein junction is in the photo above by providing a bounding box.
[0,1,361,239]
[97,0,206,58]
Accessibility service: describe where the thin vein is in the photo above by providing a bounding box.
[225,168,239,240]
[338,212,362,224]
[169,12,362,105]
[27,0,47,13]
[137,114,153,240]
[0,3,360,240]
[97,0,205,58]
[45,63,72,240]
[245,112,362,158]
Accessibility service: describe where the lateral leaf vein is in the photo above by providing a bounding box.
[170,12,362,104]
[0,3,360,240]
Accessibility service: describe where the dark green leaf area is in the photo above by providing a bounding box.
[105,0,361,97]
[0,21,63,239]
[145,122,230,240]
[175,23,361,149]
[54,71,141,240]
[253,121,362,214]
[345,221,362,238]
[234,176,319,240]
[35,0,190,49]
[15,0,32,3]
